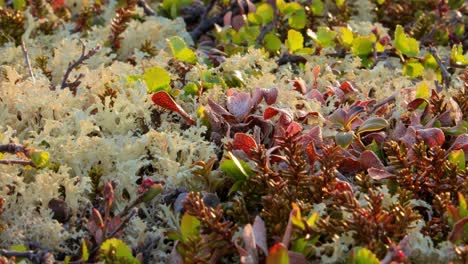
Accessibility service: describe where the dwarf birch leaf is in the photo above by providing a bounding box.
[394,25,419,57]
[308,27,337,48]
[13,0,26,10]
[256,3,274,24]
[143,66,171,92]
[31,151,49,168]
[352,248,379,264]
[351,36,373,56]
[335,0,345,7]
[450,44,468,66]
[286,30,303,52]
[167,36,197,64]
[99,238,138,263]
[403,60,424,78]
[310,0,324,15]
[415,82,430,99]
[181,213,200,242]
[264,32,282,52]
[337,27,354,48]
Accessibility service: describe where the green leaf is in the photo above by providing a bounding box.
[181,213,200,242]
[310,0,324,15]
[449,150,465,170]
[82,239,89,262]
[337,27,354,48]
[335,0,345,7]
[403,60,424,78]
[183,82,199,96]
[450,44,468,66]
[64,256,71,264]
[394,25,419,57]
[99,238,139,264]
[286,30,304,53]
[266,243,290,264]
[352,247,379,264]
[448,0,464,9]
[13,0,26,10]
[351,36,374,56]
[415,81,430,99]
[264,32,282,52]
[310,27,337,48]
[335,131,354,148]
[220,152,254,181]
[143,66,171,92]
[31,151,49,169]
[167,36,197,64]
[288,8,306,29]
[377,0,385,4]
[256,3,274,25]
[356,117,388,135]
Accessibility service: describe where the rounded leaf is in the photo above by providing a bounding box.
[356,117,388,135]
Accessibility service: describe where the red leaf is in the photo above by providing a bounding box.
[407,98,429,111]
[223,11,233,27]
[368,168,396,180]
[313,65,320,79]
[292,78,307,94]
[233,133,257,158]
[448,217,468,243]
[416,128,445,148]
[152,91,195,125]
[231,15,245,31]
[267,243,289,264]
[339,81,356,94]
[51,0,65,11]
[359,150,384,169]
[286,121,303,137]
[450,134,468,151]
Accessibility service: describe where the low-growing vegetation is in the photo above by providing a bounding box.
[0,0,466,263]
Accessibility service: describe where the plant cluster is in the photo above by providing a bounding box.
[0,0,466,263]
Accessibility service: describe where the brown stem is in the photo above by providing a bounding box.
[60,42,101,91]
[0,159,34,166]
[427,47,451,91]
[0,143,28,154]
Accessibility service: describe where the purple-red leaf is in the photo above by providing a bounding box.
[152,91,195,125]
[359,150,384,169]
[227,89,253,119]
[368,168,396,180]
[448,217,468,243]
[416,128,445,148]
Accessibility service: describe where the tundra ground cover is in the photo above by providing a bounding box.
[0,0,467,263]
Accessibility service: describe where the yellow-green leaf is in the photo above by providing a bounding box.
[31,151,49,169]
[291,203,304,230]
[335,131,354,148]
[256,3,274,25]
[449,150,465,170]
[310,27,337,48]
[82,239,89,262]
[286,29,304,53]
[337,27,354,48]
[394,25,419,57]
[181,213,200,242]
[307,212,319,227]
[450,44,468,66]
[351,36,374,56]
[220,152,254,181]
[13,0,26,10]
[167,36,197,64]
[352,247,379,264]
[143,66,171,92]
[403,60,424,78]
[264,32,282,52]
[99,238,139,264]
[310,0,324,15]
[415,81,430,99]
